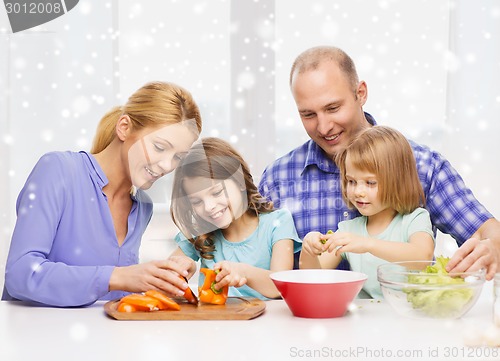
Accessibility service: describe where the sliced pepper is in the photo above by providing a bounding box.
[119,293,163,311]
[145,290,181,311]
[179,275,199,305]
[198,268,228,305]
[117,302,137,313]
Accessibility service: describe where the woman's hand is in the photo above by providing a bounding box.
[212,261,247,290]
[109,257,195,297]
[168,254,198,278]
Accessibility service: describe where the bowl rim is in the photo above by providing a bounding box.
[270,269,368,284]
[377,261,486,288]
[379,280,484,290]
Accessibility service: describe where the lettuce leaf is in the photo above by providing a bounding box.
[403,256,473,317]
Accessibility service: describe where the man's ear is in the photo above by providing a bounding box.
[356,80,368,106]
[116,115,132,141]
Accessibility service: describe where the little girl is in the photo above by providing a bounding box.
[170,137,301,300]
[299,126,435,298]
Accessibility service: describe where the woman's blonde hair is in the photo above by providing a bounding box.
[170,137,274,260]
[91,81,202,153]
[336,126,425,214]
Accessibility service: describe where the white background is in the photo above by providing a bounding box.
[1,0,499,290]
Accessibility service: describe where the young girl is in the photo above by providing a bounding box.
[299,126,435,298]
[170,137,301,300]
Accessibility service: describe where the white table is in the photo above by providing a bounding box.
[0,281,497,361]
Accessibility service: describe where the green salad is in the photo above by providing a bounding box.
[404,256,474,317]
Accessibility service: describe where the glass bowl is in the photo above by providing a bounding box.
[377,261,485,319]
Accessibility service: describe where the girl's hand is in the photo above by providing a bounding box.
[109,258,193,298]
[327,232,371,255]
[302,231,334,256]
[212,261,247,290]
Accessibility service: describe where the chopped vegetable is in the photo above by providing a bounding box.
[179,275,199,305]
[119,293,163,311]
[198,268,228,305]
[117,302,137,313]
[404,256,473,317]
[320,230,334,245]
[145,290,181,311]
[117,291,181,312]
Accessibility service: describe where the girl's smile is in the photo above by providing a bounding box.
[182,177,247,231]
[209,208,227,221]
[355,200,370,209]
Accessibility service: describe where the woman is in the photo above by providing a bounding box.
[3,81,202,307]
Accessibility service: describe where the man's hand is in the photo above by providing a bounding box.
[447,237,499,280]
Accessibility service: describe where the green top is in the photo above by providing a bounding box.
[339,207,435,299]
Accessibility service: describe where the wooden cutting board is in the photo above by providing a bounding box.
[104,297,266,320]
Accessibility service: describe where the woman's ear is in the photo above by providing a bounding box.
[116,115,132,141]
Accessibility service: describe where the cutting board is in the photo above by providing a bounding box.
[104,296,266,320]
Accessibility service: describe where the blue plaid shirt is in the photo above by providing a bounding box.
[258,114,492,268]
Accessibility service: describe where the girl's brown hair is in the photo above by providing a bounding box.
[336,126,425,214]
[91,81,202,153]
[170,137,274,259]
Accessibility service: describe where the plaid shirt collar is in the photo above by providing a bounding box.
[303,141,337,174]
[302,112,377,175]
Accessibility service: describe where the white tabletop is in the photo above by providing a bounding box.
[0,281,498,361]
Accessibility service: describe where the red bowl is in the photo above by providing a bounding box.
[270,269,367,318]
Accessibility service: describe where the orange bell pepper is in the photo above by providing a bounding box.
[145,290,181,311]
[117,302,137,313]
[198,268,228,305]
[119,293,163,311]
[179,275,199,305]
[119,291,181,312]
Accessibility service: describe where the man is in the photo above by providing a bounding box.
[258,46,500,279]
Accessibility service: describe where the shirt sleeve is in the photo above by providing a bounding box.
[4,153,114,307]
[404,208,435,244]
[414,143,492,245]
[174,232,200,261]
[270,208,302,253]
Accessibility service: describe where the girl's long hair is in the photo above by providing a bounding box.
[171,137,274,259]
